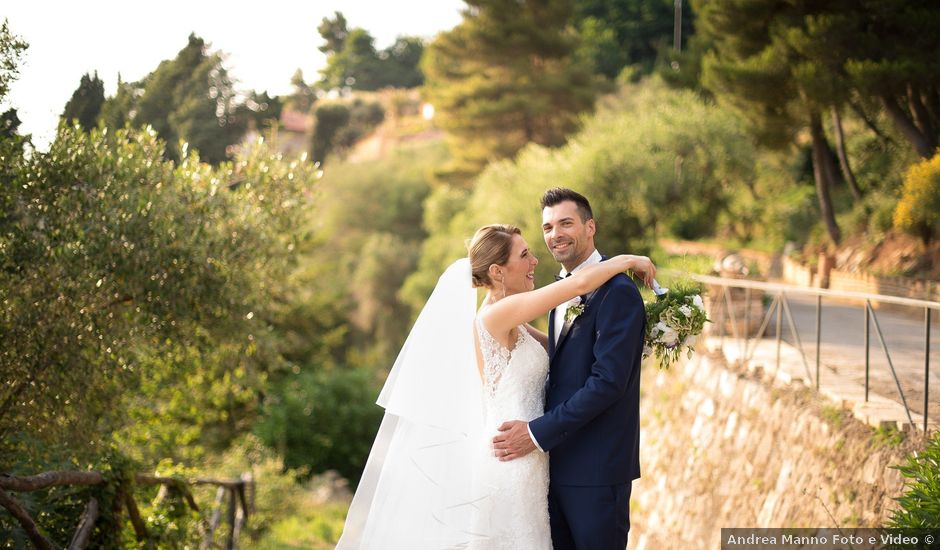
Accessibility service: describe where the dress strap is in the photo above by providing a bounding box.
[475,317,510,396]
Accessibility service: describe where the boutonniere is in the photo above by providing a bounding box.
[564,296,586,323]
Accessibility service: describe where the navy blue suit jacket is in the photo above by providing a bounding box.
[528,263,644,486]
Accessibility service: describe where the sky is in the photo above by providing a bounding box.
[3,1,464,148]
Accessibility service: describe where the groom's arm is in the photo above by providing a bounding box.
[527,275,644,452]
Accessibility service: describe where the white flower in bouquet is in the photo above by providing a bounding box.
[692,295,705,312]
[659,326,679,347]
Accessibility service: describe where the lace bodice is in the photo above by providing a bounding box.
[475,318,550,421]
[472,316,552,549]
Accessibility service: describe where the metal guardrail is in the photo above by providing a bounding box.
[687,273,940,433]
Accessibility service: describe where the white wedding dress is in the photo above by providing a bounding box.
[471,316,552,549]
[336,259,552,549]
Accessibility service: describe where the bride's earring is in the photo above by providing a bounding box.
[497,274,506,300]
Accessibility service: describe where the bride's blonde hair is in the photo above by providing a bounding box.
[467,224,521,288]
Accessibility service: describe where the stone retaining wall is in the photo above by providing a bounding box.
[628,351,920,550]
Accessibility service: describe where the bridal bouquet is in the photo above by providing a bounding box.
[643,282,708,369]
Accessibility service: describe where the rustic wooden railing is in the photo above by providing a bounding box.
[0,470,254,549]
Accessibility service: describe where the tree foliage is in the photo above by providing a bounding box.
[0,107,21,140]
[284,68,316,114]
[0,20,27,147]
[311,102,351,164]
[887,431,940,529]
[0,19,27,102]
[840,0,940,159]
[317,11,349,56]
[403,77,756,308]
[253,140,445,487]
[311,141,440,355]
[98,34,263,164]
[254,368,383,486]
[697,0,854,245]
[893,151,940,244]
[242,89,283,133]
[61,71,105,131]
[694,0,940,245]
[380,36,425,89]
[310,98,384,164]
[422,0,596,181]
[317,12,425,91]
[574,0,694,79]
[0,123,320,470]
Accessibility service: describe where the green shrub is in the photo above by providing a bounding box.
[0,122,324,544]
[1,124,318,469]
[253,501,348,550]
[311,102,351,163]
[254,368,383,487]
[310,98,385,164]
[887,431,940,529]
[894,152,940,244]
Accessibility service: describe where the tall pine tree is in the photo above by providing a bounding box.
[841,0,940,159]
[422,0,596,182]
[698,0,848,244]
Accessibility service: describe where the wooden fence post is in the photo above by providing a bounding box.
[226,487,237,550]
[0,470,254,548]
[206,484,226,548]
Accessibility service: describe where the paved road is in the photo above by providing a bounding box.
[752,294,940,422]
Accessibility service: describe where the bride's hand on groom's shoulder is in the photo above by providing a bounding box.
[625,255,656,288]
[492,420,536,462]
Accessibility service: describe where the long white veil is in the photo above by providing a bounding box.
[336,258,491,549]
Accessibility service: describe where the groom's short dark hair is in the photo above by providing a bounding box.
[540,187,593,222]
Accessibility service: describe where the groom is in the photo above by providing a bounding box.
[493,187,645,550]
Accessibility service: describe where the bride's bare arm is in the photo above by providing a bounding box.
[481,255,652,337]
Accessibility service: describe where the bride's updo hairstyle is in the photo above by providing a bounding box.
[468,224,521,288]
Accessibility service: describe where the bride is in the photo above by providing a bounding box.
[336,224,654,549]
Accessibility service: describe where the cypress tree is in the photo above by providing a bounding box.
[62,72,105,131]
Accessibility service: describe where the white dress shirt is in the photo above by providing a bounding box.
[552,249,602,343]
[530,249,602,453]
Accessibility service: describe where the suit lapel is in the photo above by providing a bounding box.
[555,318,574,354]
[549,253,607,362]
[548,307,557,357]
[552,288,600,361]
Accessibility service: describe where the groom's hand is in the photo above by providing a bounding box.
[492,420,536,461]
